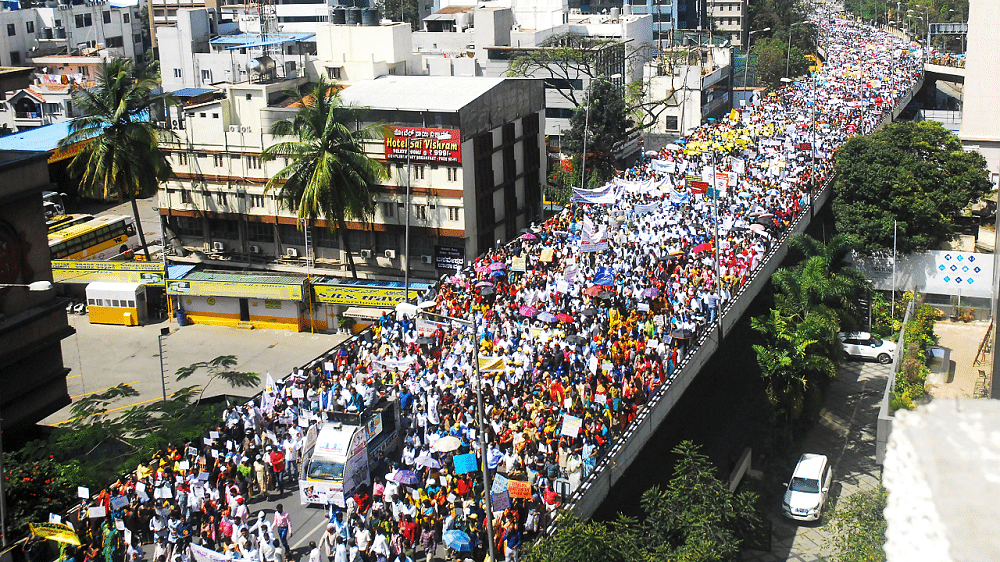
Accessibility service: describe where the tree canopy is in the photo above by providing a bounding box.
[832,121,991,255]
[563,79,629,187]
[833,486,887,562]
[752,37,811,89]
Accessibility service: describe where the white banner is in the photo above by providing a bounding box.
[580,226,608,253]
[191,543,233,562]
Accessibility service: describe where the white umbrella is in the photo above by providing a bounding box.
[433,436,462,453]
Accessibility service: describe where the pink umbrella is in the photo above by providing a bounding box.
[475,265,490,274]
[489,262,506,271]
[521,232,537,240]
[520,305,537,318]
[691,242,713,254]
[476,281,493,288]
[447,276,462,284]
[556,313,574,323]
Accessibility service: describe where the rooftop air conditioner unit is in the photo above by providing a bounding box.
[384,249,396,259]
[420,255,433,264]
[249,244,262,254]
[228,124,239,132]
[359,249,373,259]
[286,247,299,258]
[212,241,225,251]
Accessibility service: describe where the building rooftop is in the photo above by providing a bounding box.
[182,270,309,285]
[338,75,506,112]
[0,120,71,152]
[210,32,315,50]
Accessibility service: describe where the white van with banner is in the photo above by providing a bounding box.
[299,397,400,507]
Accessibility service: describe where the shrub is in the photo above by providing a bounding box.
[892,301,935,411]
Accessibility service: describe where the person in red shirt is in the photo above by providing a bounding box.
[267,446,286,494]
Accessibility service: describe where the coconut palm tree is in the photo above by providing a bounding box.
[261,78,387,278]
[60,58,174,260]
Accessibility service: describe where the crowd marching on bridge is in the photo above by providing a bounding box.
[47,12,924,562]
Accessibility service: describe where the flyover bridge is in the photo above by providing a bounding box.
[924,62,965,84]
[558,74,926,523]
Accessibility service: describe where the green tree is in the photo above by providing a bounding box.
[777,234,871,332]
[2,451,86,539]
[638,441,762,561]
[262,78,387,278]
[522,514,642,562]
[833,486,887,562]
[752,37,811,89]
[751,309,838,421]
[833,121,992,255]
[563,79,629,187]
[175,354,261,406]
[60,58,174,259]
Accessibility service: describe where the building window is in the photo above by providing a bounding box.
[103,11,112,23]
[246,155,261,169]
[413,165,425,180]
[249,194,265,208]
[176,153,188,165]
[447,167,458,181]
[414,204,428,220]
[6,24,14,36]
[9,52,19,65]
[74,14,93,28]
[247,222,274,243]
[326,67,341,80]
[381,202,395,218]
[245,93,252,101]
[180,190,192,204]
[106,36,124,48]
[25,21,33,34]
[448,207,460,221]
[215,192,227,205]
[665,116,679,131]
[134,34,142,45]
[176,216,202,237]
[213,154,224,167]
[123,12,130,23]
[173,68,182,78]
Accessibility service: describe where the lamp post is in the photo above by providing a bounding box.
[742,28,771,91]
[786,21,806,79]
[0,281,53,291]
[158,327,172,401]
[395,302,497,562]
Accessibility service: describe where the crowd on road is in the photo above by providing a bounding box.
[47,13,923,562]
[927,49,966,68]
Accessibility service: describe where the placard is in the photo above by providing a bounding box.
[324,362,335,372]
[77,487,90,499]
[453,453,478,475]
[87,506,106,518]
[179,461,190,471]
[291,387,305,399]
[209,431,220,439]
[490,490,510,512]
[560,414,582,438]
[187,447,198,458]
[49,514,62,524]
[491,474,508,495]
[115,520,126,531]
[510,257,527,272]
[110,496,129,510]
[507,480,531,499]
[539,249,555,262]
[124,529,132,546]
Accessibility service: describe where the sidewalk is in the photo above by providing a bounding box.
[742,360,890,562]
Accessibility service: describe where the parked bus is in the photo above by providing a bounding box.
[48,214,94,234]
[48,215,140,260]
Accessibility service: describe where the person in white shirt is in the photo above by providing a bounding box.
[370,531,390,561]
[308,542,321,562]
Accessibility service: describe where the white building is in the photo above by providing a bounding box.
[0,0,146,133]
[643,44,732,143]
[706,0,748,48]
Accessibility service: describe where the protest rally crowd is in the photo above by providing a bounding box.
[927,49,966,68]
[39,12,923,562]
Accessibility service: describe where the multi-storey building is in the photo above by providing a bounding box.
[705,0,746,47]
[155,70,545,281]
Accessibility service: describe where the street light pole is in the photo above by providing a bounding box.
[786,21,805,79]
[158,327,171,401]
[396,303,496,562]
[742,28,771,92]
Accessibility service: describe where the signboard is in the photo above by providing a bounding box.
[453,453,478,475]
[435,245,465,270]
[313,284,421,306]
[49,140,88,164]
[507,479,531,499]
[52,260,165,285]
[385,127,462,164]
[166,279,303,300]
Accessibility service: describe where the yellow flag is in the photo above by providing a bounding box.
[478,356,506,373]
[729,109,739,122]
[30,523,81,545]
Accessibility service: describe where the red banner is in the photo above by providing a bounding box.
[384,127,462,164]
[689,181,709,194]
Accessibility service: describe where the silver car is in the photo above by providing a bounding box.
[839,332,896,364]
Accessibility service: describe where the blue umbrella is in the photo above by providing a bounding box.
[442,529,472,552]
[490,270,504,278]
[393,470,420,486]
[537,311,557,323]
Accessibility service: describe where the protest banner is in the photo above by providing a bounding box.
[507,480,531,499]
[453,453,478,475]
[491,491,511,511]
[560,414,582,438]
[30,523,80,545]
[491,474,508,495]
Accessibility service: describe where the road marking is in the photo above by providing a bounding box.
[291,514,331,550]
[67,374,82,379]
[71,380,140,399]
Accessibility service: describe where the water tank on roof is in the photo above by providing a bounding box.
[330,7,346,24]
[42,27,53,39]
[610,7,620,19]
[246,55,276,81]
[346,7,361,25]
[361,8,378,26]
[54,26,66,38]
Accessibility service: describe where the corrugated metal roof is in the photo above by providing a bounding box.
[172,87,215,98]
[167,265,196,279]
[210,33,315,49]
[337,76,506,112]
[182,270,308,285]
[316,279,434,289]
[0,120,71,152]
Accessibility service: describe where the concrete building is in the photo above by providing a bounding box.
[705,0,746,48]
[0,149,74,429]
[958,0,1000,187]
[0,0,147,133]
[643,43,732,143]
[156,74,545,282]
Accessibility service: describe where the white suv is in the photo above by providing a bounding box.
[839,332,896,364]
[782,453,833,522]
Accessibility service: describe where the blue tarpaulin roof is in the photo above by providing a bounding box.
[172,87,215,98]
[167,265,196,280]
[210,32,315,50]
[0,120,71,152]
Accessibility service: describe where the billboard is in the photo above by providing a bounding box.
[52,260,165,285]
[166,279,304,300]
[384,127,461,164]
[313,284,421,306]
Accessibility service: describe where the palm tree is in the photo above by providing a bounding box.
[261,78,387,278]
[776,234,871,331]
[60,58,174,260]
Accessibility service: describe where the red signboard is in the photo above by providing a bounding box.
[384,127,462,164]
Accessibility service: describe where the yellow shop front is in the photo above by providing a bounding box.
[167,271,319,331]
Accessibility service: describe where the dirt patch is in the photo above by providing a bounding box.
[925,320,992,399]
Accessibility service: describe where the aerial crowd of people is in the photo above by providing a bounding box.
[43,11,924,562]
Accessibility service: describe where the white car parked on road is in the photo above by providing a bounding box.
[839,332,896,364]
[782,453,833,522]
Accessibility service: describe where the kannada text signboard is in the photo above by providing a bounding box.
[385,127,462,164]
[52,260,165,285]
[435,245,465,270]
[166,279,303,300]
[313,284,422,307]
